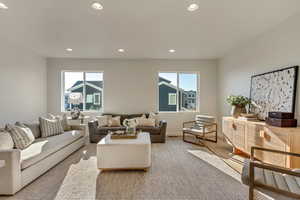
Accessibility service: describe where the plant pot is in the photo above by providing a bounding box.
[231,105,246,118]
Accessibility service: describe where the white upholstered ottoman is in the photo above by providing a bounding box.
[97,132,151,171]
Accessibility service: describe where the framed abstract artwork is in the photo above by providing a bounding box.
[250,66,298,120]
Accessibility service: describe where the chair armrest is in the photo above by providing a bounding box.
[251,146,300,160]
[0,149,22,195]
[249,160,300,199]
[248,147,300,199]
[183,121,196,128]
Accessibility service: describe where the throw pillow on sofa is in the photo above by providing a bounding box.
[136,117,156,127]
[149,112,159,126]
[15,122,41,139]
[96,115,110,127]
[108,116,121,127]
[48,113,71,131]
[0,129,14,150]
[39,117,64,138]
[5,124,35,150]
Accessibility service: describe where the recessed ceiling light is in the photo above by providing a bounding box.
[118,48,125,53]
[0,2,8,9]
[187,3,199,12]
[169,49,176,53]
[66,48,73,52]
[91,2,103,10]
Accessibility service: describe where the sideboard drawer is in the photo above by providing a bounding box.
[246,123,264,158]
[262,127,287,167]
[223,119,234,142]
[232,121,246,151]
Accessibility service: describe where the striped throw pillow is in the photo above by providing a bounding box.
[39,117,64,138]
[5,124,35,150]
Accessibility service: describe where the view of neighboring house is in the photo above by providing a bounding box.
[65,77,196,112]
[159,77,197,112]
[65,81,103,111]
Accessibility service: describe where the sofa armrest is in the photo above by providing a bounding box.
[159,120,167,143]
[0,149,22,195]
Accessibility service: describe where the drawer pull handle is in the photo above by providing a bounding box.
[232,123,237,130]
[259,130,265,138]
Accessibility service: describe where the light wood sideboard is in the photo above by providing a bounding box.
[222,116,300,168]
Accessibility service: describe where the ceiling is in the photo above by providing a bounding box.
[0,0,300,59]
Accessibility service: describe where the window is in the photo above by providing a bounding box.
[62,72,103,112]
[158,72,198,112]
[168,93,177,105]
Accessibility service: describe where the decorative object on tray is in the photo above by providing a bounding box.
[68,92,83,119]
[266,111,297,127]
[250,66,298,120]
[110,130,138,139]
[226,95,251,118]
[123,118,138,134]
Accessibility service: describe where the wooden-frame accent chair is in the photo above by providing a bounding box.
[242,146,300,200]
[182,116,217,145]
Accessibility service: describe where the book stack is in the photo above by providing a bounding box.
[266,112,297,127]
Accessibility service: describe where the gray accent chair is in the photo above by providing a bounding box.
[88,113,167,143]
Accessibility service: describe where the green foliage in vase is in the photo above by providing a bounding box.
[226,95,251,107]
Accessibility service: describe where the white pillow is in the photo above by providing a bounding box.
[0,129,14,150]
[96,116,109,127]
[108,116,121,127]
[136,118,156,127]
[49,114,71,131]
[6,124,35,150]
[149,112,159,126]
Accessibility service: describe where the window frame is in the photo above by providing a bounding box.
[157,71,200,113]
[61,70,104,113]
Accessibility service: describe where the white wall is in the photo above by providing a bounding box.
[218,13,300,127]
[0,41,47,126]
[47,58,218,135]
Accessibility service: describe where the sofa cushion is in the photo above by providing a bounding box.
[96,115,110,127]
[49,113,72,132]
[16,122,41,139]
[108,116,121,127]
[136,118,155,127]
[137,126,161,135]
[39,117,64,138]
[20,130,84,169]
[103,113,149,125]
[6,124,35,150]
[0,129,14,150]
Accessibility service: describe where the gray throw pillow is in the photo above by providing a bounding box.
[0,129,14,150]
[5,124,35,150]
[15,122,41,139]
[39,117,64,138]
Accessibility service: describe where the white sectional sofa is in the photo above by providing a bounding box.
[0,124,87,195]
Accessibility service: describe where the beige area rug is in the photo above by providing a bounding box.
[205,140,246,174]
[184,135,246,174]
[0,138,248,200]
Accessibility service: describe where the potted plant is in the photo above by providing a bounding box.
[226,95,251,118]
